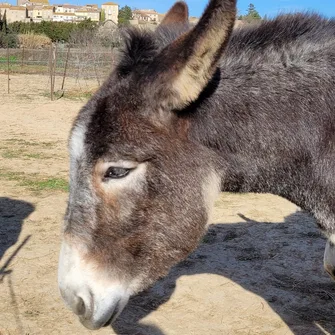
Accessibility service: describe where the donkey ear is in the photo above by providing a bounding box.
[150,0,236,110]
[160,1,189,26]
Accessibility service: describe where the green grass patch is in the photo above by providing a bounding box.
[2,150,21,159]
[0,63,48,74]
[0,169,68,192]
[0,170,22,181]
[0,55,18,62]
[4,138,56,147]
[1,148,53,160]
[4,138,40,146]
[21,177,68,192]
[1,139,56,155]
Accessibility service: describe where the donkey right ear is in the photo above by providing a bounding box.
[160,1,189,26]
[149,0,237,110]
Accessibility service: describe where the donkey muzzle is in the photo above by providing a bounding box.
[58,241,130,329]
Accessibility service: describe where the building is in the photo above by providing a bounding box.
[101,2,118,24]
[132,9,159,23]
[54,4,80,14]
[0,1,113,23]
[0,2,11,16]
[75,6,100,22]
[18,0,49,6]
[26,4,32,18]
[52,11,75,22]
[0,4,28,23]
[31,5,53,21]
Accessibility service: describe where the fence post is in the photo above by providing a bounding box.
[52,44,57,97]
[61,45,71,91]
[49,43,56,101]
[21,47,24,68]
[49,44,53,100]
[93,55,101,87]
[7,43,10,94]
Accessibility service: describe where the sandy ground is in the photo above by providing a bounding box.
[1,74,335,335]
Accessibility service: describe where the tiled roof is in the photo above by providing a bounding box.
[61,4,80,8]
[30,0,50,4]
[10,6,26,10]
[53,12,75,15]
[133,9,157,14]
[76,7,99,13]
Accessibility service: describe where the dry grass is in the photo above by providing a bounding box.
[18,33,51,49]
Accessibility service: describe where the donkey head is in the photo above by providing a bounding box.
[58,0,236,330]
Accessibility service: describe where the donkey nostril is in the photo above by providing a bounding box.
[74,297,86,316]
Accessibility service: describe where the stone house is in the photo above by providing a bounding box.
[132,9,159,23]
[101,2,118,24]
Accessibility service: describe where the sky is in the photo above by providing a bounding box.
[114,0,335,18]
[6,0,335,18]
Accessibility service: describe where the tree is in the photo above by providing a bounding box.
[239,3,262,23]
[77,18,98,30]
[246,3,261,20]
[0,10,19,48]
[118,5,132,26]
[0,10,3,32]
[2,9,7,33]
[101,9,106,22]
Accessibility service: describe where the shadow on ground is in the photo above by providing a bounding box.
[112,210,335,335]
[0,197,34,280]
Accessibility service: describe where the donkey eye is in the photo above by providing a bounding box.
[104,167,131,179]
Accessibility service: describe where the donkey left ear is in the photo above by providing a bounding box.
[160,1,189,26]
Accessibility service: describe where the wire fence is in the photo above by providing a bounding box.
[0,44,118,99]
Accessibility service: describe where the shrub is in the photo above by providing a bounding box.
[0,32,19,48]
[8,19,98,43]
[98,22,122,48]
[18,32,51,49]
[68,28,96,47]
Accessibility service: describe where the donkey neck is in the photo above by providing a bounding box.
[182,63,326,209]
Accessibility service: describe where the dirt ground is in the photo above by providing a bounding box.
[1,74,335,335]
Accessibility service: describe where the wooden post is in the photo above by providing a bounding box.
[21,47,24,68]
[7,43,10,94]
[49,43,56,101]
[61,45,70,91]
[93,59,100,87]
[49,44,53,101]
[52,44,56,97]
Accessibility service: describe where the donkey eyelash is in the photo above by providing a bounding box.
[108,162,138,168]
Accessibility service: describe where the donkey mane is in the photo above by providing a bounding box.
[117,24,191,77]
[231,13,333,51]
[117,29,159,77]
[118,13,333,79]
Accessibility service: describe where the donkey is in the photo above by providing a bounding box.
[58,0,335,330]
